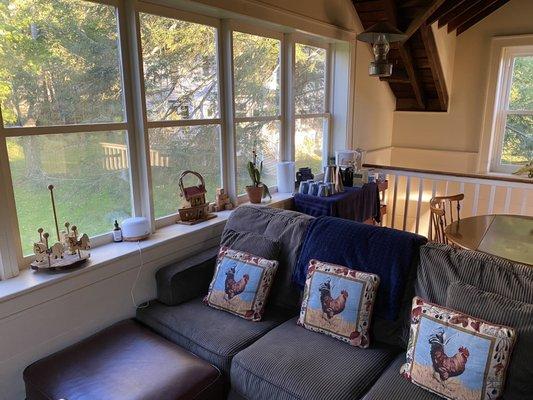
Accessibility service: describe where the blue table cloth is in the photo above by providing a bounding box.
[294,183,380,223]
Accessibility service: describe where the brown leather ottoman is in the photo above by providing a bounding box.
[23,319,222,400]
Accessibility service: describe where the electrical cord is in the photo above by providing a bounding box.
[131,240,149,309]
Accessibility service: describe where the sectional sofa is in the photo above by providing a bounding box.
[135,205,533,400]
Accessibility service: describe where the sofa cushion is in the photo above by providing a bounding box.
[447,282,533,400]
[416,243,533,305]
[156,246,219,306]
[360,353,442,400]
[221,229,281,260]
[230,317,400,400]
[204,247,279,321]
[223,205,314,312]
[136,297,291,374]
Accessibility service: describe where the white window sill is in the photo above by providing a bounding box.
[0,193,294,309]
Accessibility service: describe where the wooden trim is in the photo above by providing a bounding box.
[363,163,533,184]
[146,119,223,129]
[136,1,220,27]
[1,123,128,137]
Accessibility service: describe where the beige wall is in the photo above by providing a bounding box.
[391,0,533,173]
[353,41,396,165]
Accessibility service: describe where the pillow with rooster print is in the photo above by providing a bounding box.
[401,297,516,400]
[296,259,380,348]
[204,246,278,321]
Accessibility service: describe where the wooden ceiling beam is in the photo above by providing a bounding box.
[396,43,426,109]
[404,0,448,39]
[447,0,486,33]
[456,0,511,35]
[420,23,448,110]
[436,0,470,28]
[428,0,462,25]
[382,0,426,109]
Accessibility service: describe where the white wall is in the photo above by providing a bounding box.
[391,0,533,173]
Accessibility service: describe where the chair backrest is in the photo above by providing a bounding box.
[429,193,464,243]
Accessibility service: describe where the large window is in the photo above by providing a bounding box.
[232,30,280,195]
[294,43,329,174]
[491,47,533,173]
[0,0,339,275]
[0,0,132,256]
[139,12,222,218]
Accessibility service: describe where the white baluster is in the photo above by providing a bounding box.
[403,176,411,231]
[504,187,512,213]
[472,184,480,216]
[488,186,496,214]
[415,178,423,234]
[391,174,398,229]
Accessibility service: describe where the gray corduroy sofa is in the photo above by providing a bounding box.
[137,205,533,400]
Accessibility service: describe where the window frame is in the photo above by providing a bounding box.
[292,36,332,173]
[0,0,135,270]
[227,22,284,202]
[490,45,533,174]
[135,4,224,227]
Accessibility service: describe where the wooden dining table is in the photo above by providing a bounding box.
[444,214,533,265]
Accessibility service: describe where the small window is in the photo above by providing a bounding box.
[491,49,533,173]
[140,13,219,122]
[294,43,329,173]
[139,12,223,219]
[232,30,281,195]
[7,132,132,255]
[0,0,132,257]
[0,0,125,127]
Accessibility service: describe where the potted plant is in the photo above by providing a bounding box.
[246,149,271,204]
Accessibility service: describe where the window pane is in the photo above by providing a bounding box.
[295,117,325,173]
[501,114,532,166]
[233,31,280,117]
[7,132,132,255]
[140,14,219,121]
[0,0,124,127]
[236,121,279,195]
[149,125,221,219]
[508,56,533,111]
[294,44,327,115]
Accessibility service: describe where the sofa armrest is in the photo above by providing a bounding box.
[156,246,219,306]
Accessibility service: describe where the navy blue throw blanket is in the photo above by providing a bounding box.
[293,217,427,321]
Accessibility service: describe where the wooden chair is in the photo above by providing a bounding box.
[429,194,464,244]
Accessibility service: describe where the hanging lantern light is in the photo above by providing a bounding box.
[356,22,407,77]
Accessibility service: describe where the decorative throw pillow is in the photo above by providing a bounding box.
[402,297,516,400]
[204,246,278,321]
[446,282,533,400]
[297,259,380,348]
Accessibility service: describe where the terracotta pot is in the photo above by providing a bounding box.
[246,185,263,204]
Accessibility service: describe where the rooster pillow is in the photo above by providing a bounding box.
[297,260,380,348]
[204,246,278,322]
[402,297,516,400]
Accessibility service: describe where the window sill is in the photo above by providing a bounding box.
[0,193,294,310]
